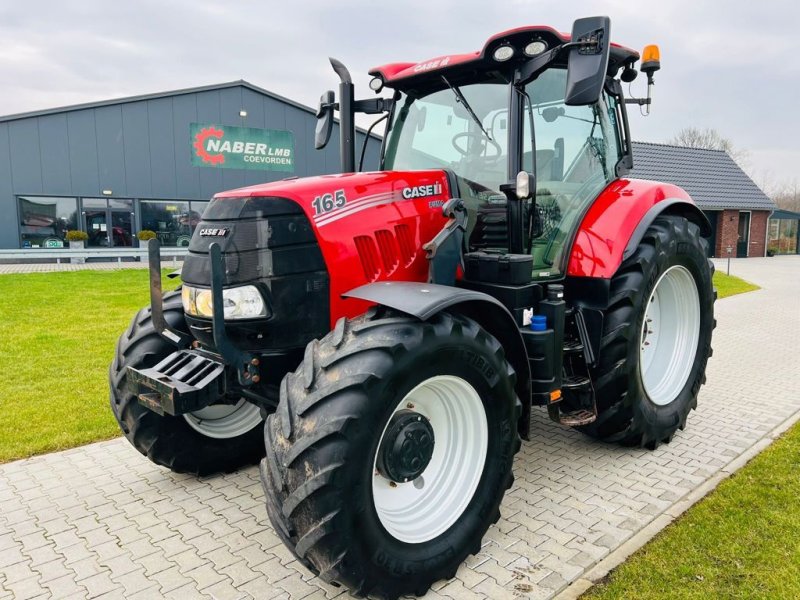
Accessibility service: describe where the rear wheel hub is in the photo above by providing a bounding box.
[376,410,435,483]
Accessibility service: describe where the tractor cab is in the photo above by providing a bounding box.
[318,18,650,279]
[382,64,624,278]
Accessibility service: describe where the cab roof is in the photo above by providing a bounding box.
[369,25,639,88]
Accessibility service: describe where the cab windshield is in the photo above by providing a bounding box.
[384,82,509,202]
[383,68,621,278]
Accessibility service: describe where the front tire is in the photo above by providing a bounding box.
[109,290,266,475]
[261,309,521,599]
[580,215,715,448]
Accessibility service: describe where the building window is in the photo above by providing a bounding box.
[768,218,799,255]
[18,196,78,248]
[140,200,205,247]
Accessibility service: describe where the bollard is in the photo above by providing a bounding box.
[726,245,732,276]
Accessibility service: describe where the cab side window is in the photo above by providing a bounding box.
[522,69,621,277]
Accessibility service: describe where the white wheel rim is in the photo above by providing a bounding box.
[639,265,701,406]
[371,375,488,544]
[183,399,263,439]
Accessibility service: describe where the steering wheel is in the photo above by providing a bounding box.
[452,132,503,161]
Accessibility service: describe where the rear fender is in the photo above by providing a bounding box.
[622,199,711,261]
[567,179,708,278]
[343,282,532,439]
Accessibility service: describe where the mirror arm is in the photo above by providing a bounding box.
[517,33,609,87]
[516,47,559,87]
[316,101,338,118]
[515,36,602,89]
[353,98,394,115]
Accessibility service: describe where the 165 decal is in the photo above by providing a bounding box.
[312,189,347,216]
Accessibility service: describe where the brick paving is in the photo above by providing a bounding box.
[0,256,798,599]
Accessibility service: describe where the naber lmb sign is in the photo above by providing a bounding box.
[190,123,294,172]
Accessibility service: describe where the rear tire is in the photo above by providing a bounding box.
[580,215,715,448]
[261,309,521,599]
[109,290,266,475]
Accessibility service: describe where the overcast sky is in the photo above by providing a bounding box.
[0,0,796,189]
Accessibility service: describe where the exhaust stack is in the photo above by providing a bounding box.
[329,58,355,173]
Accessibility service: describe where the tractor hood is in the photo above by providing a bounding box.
[212,170,451,230]
[191,169,453,327]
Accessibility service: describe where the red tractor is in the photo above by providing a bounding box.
[110,16,714,599]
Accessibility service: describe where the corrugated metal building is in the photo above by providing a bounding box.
[0,81,380,250]
[631,142,776,258]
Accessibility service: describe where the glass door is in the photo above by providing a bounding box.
[82,199,135,247]
[737,212,750,257]
[84,210,110,247]
[110,210,133,247]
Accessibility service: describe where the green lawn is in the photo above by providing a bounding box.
[583,421,800,599]
[713,270,760,299]
[0,270,179,463]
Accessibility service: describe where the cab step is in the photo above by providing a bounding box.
[563,338,584,354]
[558,409,597,426]
[562,374,591,390]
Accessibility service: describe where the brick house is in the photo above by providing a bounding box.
[631,142,776,257]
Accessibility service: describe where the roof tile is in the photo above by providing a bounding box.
[630,142,776,211]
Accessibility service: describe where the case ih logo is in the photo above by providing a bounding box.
[198,228,229,237]
[413,56,451,72]
[402,183,443,199]
[190,123,295,172]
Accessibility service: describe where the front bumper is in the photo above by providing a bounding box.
[127,349,226,416]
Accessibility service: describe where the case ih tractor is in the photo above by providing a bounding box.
[110,16,714,599]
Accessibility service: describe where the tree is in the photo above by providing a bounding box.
[772,180,800,213]
[668,127,749,166]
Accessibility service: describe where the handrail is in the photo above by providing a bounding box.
[0,247,188,264]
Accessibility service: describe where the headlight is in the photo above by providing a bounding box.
[181,284,268,320]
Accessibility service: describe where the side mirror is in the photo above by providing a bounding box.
[564,16,611,106]
[315,90,335,150]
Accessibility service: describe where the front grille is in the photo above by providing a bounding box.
[182,196,324,287]
[180,195,330,353]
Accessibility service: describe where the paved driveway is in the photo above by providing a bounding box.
[1,256,799,599]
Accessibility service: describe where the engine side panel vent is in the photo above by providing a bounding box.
[354,235,381,282]
[375,229,400,275]
[394,224,416,267]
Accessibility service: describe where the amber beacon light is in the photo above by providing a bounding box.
[641,44,661,75]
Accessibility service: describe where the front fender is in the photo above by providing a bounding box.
[343,281,532,439]
[567,178,708,278]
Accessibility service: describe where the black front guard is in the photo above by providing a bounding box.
[126,239,259,416]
